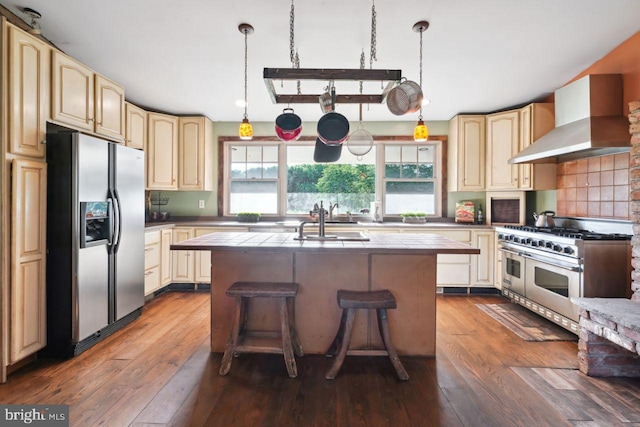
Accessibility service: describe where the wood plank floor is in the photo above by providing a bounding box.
[2,291,640,426]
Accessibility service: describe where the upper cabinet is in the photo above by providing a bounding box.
[448,115,486,191]
[51,51,124,141]
[8,24,50,158]
[486,110,520,190]
[125,102,147,150]
[147,112,178,190]
[178,116,214,191]
[518,103,556,191]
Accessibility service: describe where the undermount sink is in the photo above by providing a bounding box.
[294,231,370,241]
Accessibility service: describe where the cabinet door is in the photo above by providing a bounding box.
[194,228,212,282]
[147,112,178,190]
[51,51,94,131]
[471,230,494,286]
[172,228,194,282]
[160,228,173,285]
[449,115,485,191]
[486,111,519,190]
[10,160,47,362]
[179,117,213,191]
[518,106,533,190]
[8,25,49,158]
[94,74,125,141]
[125,102,147,150]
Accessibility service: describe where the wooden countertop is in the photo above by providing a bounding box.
[170,232,480,255]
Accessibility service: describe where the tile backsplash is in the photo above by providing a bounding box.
[556,152,630,220]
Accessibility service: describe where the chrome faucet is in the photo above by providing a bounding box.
[328,202,338,221]
[298,201,326,239]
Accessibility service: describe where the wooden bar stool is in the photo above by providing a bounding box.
[219,281,304,378]
[326,289,409,380]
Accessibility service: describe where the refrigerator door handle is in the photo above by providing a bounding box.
[113,188,123,253]
[106,198,114,247]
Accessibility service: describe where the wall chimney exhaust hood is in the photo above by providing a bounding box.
[509,74,630,164]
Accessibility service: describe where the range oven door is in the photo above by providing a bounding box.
[499,245,525,296]
[524,253,582,321]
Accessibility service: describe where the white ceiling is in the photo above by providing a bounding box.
[3,0,640,123]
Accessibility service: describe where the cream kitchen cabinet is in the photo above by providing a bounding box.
[125,102,147,150]
[470,230,494,286]
[172,227,248,283]
[160,228,173,286]
[486,110,520,190]
[147,112,178,190]
[517,103,557,191]
[8,24,50,159]
[178,117,214,191]
[448,115,485,191]
[10,159,47,363]
[51,51,125,141]
[144,230,161,295]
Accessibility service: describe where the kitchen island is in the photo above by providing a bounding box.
[170,232,480,356]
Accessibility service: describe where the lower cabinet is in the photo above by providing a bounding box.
[10,159,47,363]
[396,228,493,288]
[172,227,248,283]
[144,227,173,295]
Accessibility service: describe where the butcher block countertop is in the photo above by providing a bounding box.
[170,231,480,255]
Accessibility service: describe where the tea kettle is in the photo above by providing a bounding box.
[533,210,555,228]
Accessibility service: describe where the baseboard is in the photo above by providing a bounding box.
[439,286,501,295]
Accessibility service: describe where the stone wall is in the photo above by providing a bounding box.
[630,100,640,301]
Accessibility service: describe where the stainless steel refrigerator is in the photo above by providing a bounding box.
[45,124,145,357]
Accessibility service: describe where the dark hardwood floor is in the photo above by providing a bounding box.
[2,291,640,426]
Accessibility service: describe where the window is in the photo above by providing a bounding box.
[287,145,376,215]
[224,139,442,217]
[228,145,279,214]
[383,144,438,215]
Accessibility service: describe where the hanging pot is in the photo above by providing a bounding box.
[317,87,349,145]
[313,137,342,163]
[386,79,423,116]
[275,108,302,141]
[317,112,349,145]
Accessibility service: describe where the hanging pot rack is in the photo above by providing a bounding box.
[263,67,402,104]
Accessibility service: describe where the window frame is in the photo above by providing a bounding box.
[219,135,447,218]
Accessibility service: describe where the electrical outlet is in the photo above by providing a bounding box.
[199,200,205,209]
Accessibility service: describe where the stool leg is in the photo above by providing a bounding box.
[220,296,244,375]
[280,298,298,378]
[326,308,355,380]
[287,297,304,357]
[326,309,349,357]
[377,308,409,380]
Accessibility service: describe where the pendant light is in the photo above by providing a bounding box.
[413,21,429,142]
[238,23,254,140]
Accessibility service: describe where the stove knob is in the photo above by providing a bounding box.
[498,233,504,240]
[513,237,520,243]
[553,244,562,252]
[531,240,538,247]
[524,238,532,244]
[545,241,553,249]
[563,247,574,255]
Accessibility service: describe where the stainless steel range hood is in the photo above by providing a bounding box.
[509,74,630,164]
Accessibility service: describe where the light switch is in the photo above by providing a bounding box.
[199,200,205,209]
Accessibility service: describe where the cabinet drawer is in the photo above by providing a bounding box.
[144,242,160,269]
[433,230,471,242]
[438,254,471,264]
[144,266,160,294]
[145,230,161,245]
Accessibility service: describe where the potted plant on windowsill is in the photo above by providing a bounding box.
[401,213,427,223]
[236,212,261,223]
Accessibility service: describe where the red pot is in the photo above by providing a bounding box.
[275,108,302,141]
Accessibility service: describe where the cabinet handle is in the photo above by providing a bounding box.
[145,247,154,251]
[145,271,153,276]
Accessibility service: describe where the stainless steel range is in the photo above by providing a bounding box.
[496,225,631,333]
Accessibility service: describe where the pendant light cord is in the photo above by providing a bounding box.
[244,28,248,120]
[418,27,423,120]
[369,0,377,69]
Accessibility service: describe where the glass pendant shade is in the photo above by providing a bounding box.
[239,117,253,140]
[413,119,428,142]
